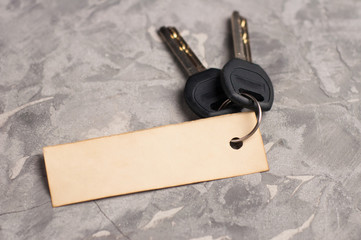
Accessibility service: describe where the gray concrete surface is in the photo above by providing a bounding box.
[1,0,361,239]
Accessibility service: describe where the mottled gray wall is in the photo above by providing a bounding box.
[1,0,361,239]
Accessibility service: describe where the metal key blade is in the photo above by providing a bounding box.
[231,11,252,62]
[159,27,206,76]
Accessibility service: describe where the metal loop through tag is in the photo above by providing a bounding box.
[218,93,262,143]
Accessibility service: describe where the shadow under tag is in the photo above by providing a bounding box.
[43,112,269,207]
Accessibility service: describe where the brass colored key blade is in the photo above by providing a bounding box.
[159,27,206,76]
[231,11,252,62]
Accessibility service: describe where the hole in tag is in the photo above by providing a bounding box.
[230,137,243,150]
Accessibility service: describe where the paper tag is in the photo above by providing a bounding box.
[43,112,268,207]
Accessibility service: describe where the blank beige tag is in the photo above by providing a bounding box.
[43,112,268,207]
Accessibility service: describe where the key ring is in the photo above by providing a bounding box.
[218,93,262,143]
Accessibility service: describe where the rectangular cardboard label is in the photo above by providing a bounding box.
[43,112,268,207]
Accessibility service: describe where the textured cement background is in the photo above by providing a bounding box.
[1,0,361,239]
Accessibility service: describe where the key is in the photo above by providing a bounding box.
[221,12,274,111]
[159,26,241,118]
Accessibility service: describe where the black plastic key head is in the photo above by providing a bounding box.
[159,26,242,118]
[221,58,274,111]
[184,68,241,118]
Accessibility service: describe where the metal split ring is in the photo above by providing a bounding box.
[218,93,262,143]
